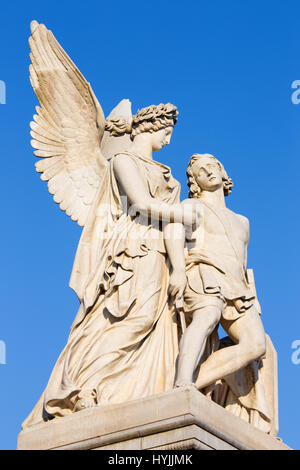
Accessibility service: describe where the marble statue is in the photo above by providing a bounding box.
[22,21,279,438]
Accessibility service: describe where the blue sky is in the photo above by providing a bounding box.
[0,0,299,450]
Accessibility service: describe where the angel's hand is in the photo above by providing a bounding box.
[168,269,187,307]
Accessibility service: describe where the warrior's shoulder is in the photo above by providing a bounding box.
[229,209,250,231]
[236,212,249,227]
[181,197,202,207]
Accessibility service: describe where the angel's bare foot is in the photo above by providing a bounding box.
[74,389,97,412]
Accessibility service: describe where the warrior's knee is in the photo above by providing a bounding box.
[251,336,267,360]
[192,306,221,334]
[240,335,266,362]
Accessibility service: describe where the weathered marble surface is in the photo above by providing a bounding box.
[17,387,290,450]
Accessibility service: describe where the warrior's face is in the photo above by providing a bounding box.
[193,155,223,192]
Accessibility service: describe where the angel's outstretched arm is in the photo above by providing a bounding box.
[113,155,198,227]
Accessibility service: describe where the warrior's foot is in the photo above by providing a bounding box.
[74,390,97,412]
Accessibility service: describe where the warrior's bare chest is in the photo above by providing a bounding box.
[196,205,246,243]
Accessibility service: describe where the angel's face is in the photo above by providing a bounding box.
[151,126,173,151]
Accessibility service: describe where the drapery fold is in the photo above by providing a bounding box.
[22,153,180,428]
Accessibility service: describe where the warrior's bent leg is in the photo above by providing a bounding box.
[195,305,266,390]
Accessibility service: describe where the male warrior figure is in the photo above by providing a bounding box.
[164,153,266,390]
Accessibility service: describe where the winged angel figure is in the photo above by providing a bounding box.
[23,22,279,436]
[23,21,199,427]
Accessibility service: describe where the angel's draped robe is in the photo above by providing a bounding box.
[22,152,181,426]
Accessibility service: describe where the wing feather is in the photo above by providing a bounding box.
[29,21,107,226]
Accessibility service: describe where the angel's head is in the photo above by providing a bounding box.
[187,153,233,198]
[105,103,178,152]
[131,103,178,150]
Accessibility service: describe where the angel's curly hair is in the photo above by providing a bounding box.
[105,103,178,139]
[187,153,233,198]
[131,103,178,139]
[104,117,132,137]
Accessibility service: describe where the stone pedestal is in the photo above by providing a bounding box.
[17,386,290,450]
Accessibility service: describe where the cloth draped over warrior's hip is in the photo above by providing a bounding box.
[184,248,256,321]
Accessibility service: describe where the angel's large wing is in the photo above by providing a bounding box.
[101,99,132,159]
[29,20,107,226]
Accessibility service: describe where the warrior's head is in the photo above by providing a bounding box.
[187,153,233,198]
